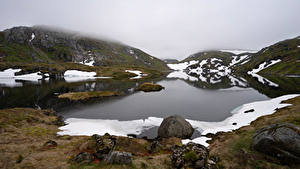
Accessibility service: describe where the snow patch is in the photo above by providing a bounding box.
[182,94,299,146]
[248,59,281,74]
[29,33,35,42]
[0,68,45,87]
[250,73,279,87]
[247,59,281,87]
[167,60,199,71]
[64,70,111,82]
[220,49,257,55]
[78,58,95,66]
[58,94,299,147]
[167,71,198,81]
[125,70,147,79]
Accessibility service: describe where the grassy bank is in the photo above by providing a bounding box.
[0,108,179,169]
[208,96,300,169]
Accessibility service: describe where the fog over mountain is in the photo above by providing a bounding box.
[1,0,300,59]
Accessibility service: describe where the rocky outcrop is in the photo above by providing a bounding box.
[158,115,194,139]
[252,123,300,164]
[171,142,209,169]
[75,152,94,164]
[105,151,132,165]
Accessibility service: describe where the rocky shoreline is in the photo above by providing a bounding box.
[0,96,300,168]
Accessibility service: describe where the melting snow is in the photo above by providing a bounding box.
[167,71,198,81]
[167,60,199,70]
[125,70,147,79]
[0,68,44,87]
[182,94,299,146]
[229,55,248,67]
[220,49,257,55]
[58,94,299,147]
[64,70,111,82]
[129,49,135,54]
[247,59,281,87]
[248,59,281,74]
[29,33,35,42]
[78,58,95,66]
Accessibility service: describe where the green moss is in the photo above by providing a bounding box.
[58,91,123,101]
[16,154,23,163]
[136,83,164,92]
[23,126,51,136]
[184,151,198,162]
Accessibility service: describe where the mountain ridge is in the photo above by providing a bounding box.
[0,26,169,71]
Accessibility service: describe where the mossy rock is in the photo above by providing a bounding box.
[136,83,164,92]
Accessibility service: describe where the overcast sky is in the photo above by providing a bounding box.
[1,0,300,59]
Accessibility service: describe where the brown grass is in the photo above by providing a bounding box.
[57,91,123,101]
[136,82,164,92]
[209,96,300,169]
[0,108,177,169]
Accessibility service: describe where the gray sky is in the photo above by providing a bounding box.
[1,0,300,59]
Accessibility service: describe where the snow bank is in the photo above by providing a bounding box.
[64,70,96,77]
[167,60,198,70]
[64,70,111,82]
[58,117,163,136]
[182,94,299,146]
[58,94,299,147]
[0,68,43,87]
[220,49,257,55]
[248,59,281,74]
[0,68,22,77]
[125,70,147,79]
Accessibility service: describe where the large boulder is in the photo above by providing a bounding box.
[158,115,194,139]
[252,123,300,164]
[171,142,209,168]
[105,151,132,165]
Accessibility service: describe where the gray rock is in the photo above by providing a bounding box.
[158,115,194,139]
[105,151,132,165]
[75,152,94,164]
[43,140,57,147]
[92,134,116,155]
[252,123,300,164]
[170,142,209,168]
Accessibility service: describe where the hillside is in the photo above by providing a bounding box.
[0,26,169,72]
[237,36,300,76]
[167,50,253,88]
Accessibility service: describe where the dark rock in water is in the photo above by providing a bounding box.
[244,109,255,113]
[252,123,300,164]
[170,142,209,168]
[105,151,132,165]
[75,152,94,164]
[232,122,237,125]
[158,115,194,139]
[43,140,57,147]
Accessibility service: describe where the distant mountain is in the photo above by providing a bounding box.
[237,36,300,76]
[0,26,169,71]
[163,59,179,64]
[166,50,251,88]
